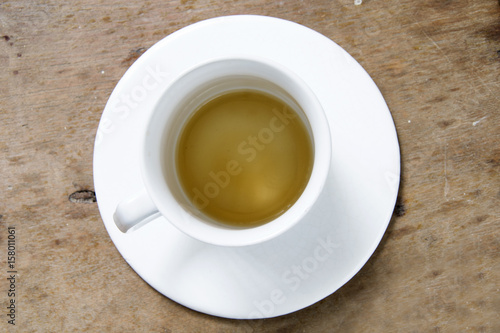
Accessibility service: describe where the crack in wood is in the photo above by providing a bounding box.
[68,190,96,204]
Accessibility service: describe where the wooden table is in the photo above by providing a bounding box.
[1,0,498,331]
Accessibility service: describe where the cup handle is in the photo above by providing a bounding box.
[113,189,161,232]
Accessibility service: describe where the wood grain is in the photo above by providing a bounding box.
[1,0,499,332]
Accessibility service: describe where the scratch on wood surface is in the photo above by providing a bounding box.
[419,26,453,65]
[469,71,500,103]
[415,21,500,103]
[472,116,487,126]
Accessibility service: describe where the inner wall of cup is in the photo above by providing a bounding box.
[161,75,314,228]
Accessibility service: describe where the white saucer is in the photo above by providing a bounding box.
[93,15,400,319]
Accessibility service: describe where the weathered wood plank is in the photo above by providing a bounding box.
[1,0,498,331]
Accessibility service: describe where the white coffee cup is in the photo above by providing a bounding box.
[113,57,331,246]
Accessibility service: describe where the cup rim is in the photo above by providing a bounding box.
[141,56,331,246]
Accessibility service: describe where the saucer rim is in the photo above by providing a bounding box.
[93,14,400,319]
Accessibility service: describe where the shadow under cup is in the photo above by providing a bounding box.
[143,58,331,246]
